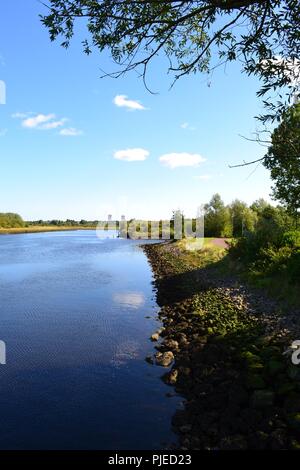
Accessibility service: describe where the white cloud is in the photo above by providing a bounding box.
[159,152,206,169]
[114,148,149,162]
[113,95,146,111]
[180,122,196,131]
[42,118,67,130]
[12,112,31,119]
[13,112,82,134]
[59,127,83,136]
[22,113,56,129]
[193,174,212,181]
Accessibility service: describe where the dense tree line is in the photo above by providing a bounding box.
[27,219,99,227]
[203,194,295,238]
[0,213,25,228]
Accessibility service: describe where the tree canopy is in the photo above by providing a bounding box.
[263,103,300,216]
[41,0,300,122]
[0,213,25,228]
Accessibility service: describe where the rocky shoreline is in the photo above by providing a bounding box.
[143,241,300,450]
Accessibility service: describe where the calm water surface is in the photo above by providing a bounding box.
[0,230,179,449]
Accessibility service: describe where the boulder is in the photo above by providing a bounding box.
[155,351,174,367]
[150,333,160,342]
[163,368,178,385]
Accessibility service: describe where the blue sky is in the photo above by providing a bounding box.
[0,0,273,220]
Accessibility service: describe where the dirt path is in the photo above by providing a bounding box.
[211,238,230,249]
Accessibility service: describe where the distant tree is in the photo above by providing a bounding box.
[204,194,232,237]
[255,205,295,244]
[263,103,300,218]
[250,198,271,216]
[230,200,257,237]
[0,213,25,228]
[41,0,300,122]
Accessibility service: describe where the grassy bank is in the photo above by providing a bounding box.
[0,226,98,235]
[144,240,300,450]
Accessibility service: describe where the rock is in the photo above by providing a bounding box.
[162,338,179,351]
[166,391,176,398]
[178,366,191,377]
[179,424,192,434]
[277,382,296,396]
[252,390,274,409]
[150,333,160,341]
[228,385,248,406]
[176,332,188,342]
[291,439,300,450]
[163,369,178,385]
[284,392,300,412]
[155,351,174,367]
[145,355,154,364]
[287,365,300,380]
[269,429,287,449]
[220,435,248,450]
[248,431,268,449]
[288,413,300,431]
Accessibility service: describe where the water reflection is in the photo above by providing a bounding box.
[113,291,145,309]
[0,231,179,449]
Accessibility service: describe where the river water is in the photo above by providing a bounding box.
[0,230,179,449]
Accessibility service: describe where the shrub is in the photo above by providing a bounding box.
[281,230,300,248]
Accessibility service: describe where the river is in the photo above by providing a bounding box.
[0,230,179,450]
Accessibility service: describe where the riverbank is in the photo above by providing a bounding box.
[0,226,97,235]
[144,240,300,450]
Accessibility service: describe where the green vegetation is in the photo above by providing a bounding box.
[144,241,300,449]
[263,103,300,217]
[203,193,277,238]
[27,219,99,227]
[0,215,106,234]
[229,216,300,306]
[41,1,300,122]
[0,213,25,228]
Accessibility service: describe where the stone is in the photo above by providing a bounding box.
[145,355,154,364]
[252,390,274,409]
[155,351,174,367]
[220,435,248,450]
[162,338,179,351]
[150,333,160,341]
[179,424,192,434]
[288,413,300,431]
[277,382,296,396]
[163,369,178,385]
[284,392,300,412]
